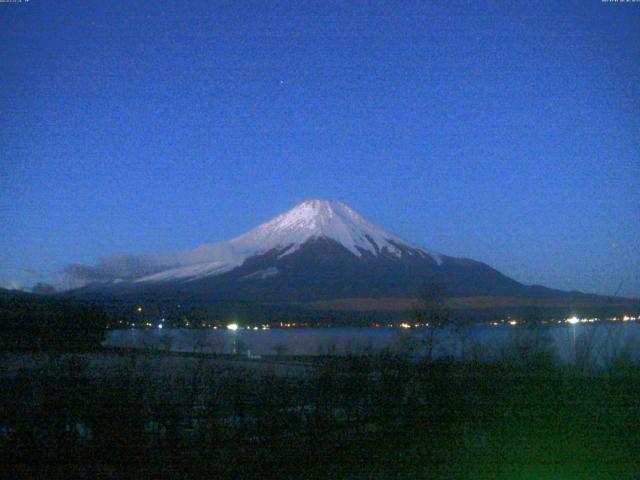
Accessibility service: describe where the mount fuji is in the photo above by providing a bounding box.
[70,200,635,316]
[136,199,444,285]
[79,201,535,298]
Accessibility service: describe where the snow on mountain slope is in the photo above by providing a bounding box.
[137,200,442,283]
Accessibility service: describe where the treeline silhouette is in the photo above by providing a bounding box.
[0,289,108,351]
[1,351,638,479]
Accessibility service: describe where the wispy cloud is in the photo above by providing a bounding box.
[3,280,23,291]
[59,254,174,290]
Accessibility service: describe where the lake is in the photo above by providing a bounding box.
[104,321,640,364]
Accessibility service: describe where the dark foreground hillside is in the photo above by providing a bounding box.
[1,349,639,479]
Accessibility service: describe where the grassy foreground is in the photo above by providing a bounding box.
[1,349,639,479]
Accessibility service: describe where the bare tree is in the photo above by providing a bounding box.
[161,334,173,353]
[453,317,472,362]
[272,343,288,357]
[411,283,451,361]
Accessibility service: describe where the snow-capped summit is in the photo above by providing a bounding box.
[232,199,420,258]
[137,200,442,283]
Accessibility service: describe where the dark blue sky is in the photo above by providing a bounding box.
[1,1,639,296]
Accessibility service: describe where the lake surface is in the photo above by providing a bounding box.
[104,322,640,364]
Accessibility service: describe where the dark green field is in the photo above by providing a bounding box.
[1,349,639,479]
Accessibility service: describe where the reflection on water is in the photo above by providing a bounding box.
[104,323,640,364]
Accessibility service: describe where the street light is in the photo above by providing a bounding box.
[227,323,239,354]
[566,316,579,364]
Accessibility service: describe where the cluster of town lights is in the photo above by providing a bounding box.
[124,306,639,330]
[565,315,636,324]
[226,323,271,331]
